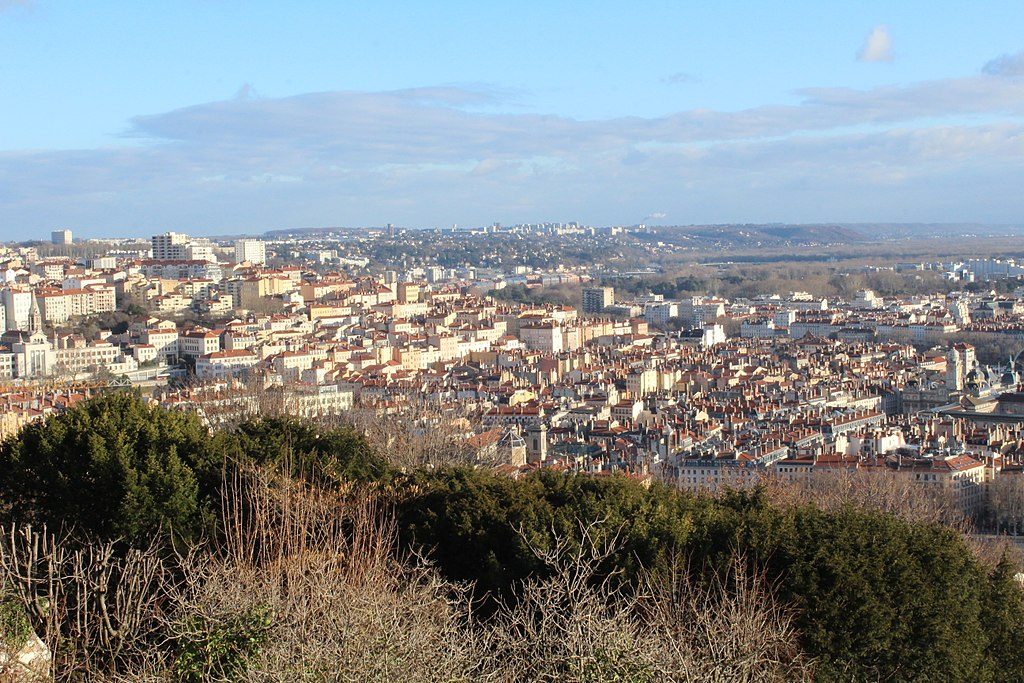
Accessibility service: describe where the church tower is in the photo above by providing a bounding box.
[947,343,975,392]
[526,423,548,463]
[28,293,42,334]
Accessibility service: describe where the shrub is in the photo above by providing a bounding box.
[398,468,1024,682]
[221,416,392,485]
[172,606,272,683]
[0,591,32,655]
[0,394,390,547]
[0,391,213,545]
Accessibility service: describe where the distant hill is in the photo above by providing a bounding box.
[836,223,1024,239]
[653,222,1024,247]
[654,223,869,247]
[255,222,1024,245]
[262,226,355,238]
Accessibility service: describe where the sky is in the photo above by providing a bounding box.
[1,1,1023,239]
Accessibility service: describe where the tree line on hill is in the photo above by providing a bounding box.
[0,392,1023,681]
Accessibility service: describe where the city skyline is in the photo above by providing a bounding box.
[2,2,1024,238]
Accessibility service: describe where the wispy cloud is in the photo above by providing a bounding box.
[662,72,698,85]
[0,0,31,12]
[2,52,1024,235]
[233,83,257,101]
[857,25,894,63]
[984,51,1024,77]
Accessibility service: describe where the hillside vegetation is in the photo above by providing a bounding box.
[1,393,1022,681]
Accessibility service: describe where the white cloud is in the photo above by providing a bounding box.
[984,51,1024,77]
[662,72,698,85]
[857,25,894,63]
[0,0,31,12]
[3,56,1024,236]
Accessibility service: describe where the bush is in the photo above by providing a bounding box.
[172,606,272,683]
[0,391,214,545]
[398,468,1024,682]
[222,416,393,485]
[0,395,390,547]
[0,592,31,655]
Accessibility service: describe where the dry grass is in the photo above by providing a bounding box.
[1,469,813,682]
[482,519,812,683]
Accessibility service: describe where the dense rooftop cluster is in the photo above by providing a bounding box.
[2,235,1024,523]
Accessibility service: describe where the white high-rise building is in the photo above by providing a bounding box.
[151,232,189,260]
[151,232,217,263]
[582,287,614,314]
[51,229,73,245]
[2,288,34,332]
[234,239,267,265]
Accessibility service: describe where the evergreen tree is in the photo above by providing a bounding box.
[0,391,213,544]
[398,468,1024,682]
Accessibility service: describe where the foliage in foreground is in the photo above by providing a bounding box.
[0,394,1022,681]
[0,392,392,547]
[1,471,807,682]
[398,467,1024,682]
[0,391,213,544]
[0,590,32,661]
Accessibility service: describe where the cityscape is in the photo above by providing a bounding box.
[3,2,1024,681]
[7,225,1024,513]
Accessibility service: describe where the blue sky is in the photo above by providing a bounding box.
[1,1,1023,238]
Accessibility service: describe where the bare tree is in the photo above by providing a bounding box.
[0,524,173,680]
[481,519,813,683]
[335,398,482,469]
[646,554,812,682]
[188,466,482,682]
[764,468,966,529]
[987,476,1024,535]
[482,519,654,682]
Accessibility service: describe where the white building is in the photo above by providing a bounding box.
[741,319,778,339]
[54,338,121,375]
[678,297,727,328]
[582,287,614,314]
[519,322,564,353]
[140,327,180,362]
[51,229,72,245]
[179,329,221,359]
[284,384,355,418]
[701,323,726,348]
[151,232,217,263]
[151,232,189,260]
[854,289,882,309]
[645,301,678,326]
[140,261,223,282]
[92,256,117,270]
[185,239,217,263]
[234,239,267,265]
[37,286,117,324]
[11,331,56,378]
[1,288,34,332]
[426,266,444,283]
[196,349,260,379]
